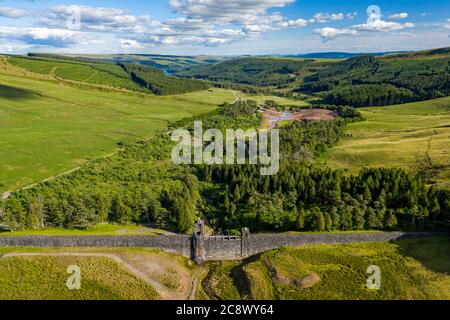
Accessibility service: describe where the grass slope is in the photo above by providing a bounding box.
[8,56,143,91]
[0,255,159,300]
[203,236,450,300]
[323,97,450,188]
[0,247,195,300]
[0,69,234,192]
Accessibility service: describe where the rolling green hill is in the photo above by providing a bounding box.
[8,56,144,91]
[176,57,330,87]
[299,49,450,106]
[323,96,450,189]
[380,47,450,60]
[7,55,211,95]
[30,53,231,73]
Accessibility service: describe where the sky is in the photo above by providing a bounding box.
[0,0,448,55]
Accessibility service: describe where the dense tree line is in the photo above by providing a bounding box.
[299,56,450,106]
[200,164,449,233]
[177,58,312,87]
[119,63,210,95]
[324,84,416,107]
[197,143,449,234]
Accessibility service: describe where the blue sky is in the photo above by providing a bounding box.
[0,0,448,54]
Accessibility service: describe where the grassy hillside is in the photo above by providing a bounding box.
[8,56,144,92]
[0,255,159,300]
[0,247,194,300]
[0,67,234,192]
[380,47,450,60]
[323,97,450,188]
[201,236,450,300]
[7,55,211,95]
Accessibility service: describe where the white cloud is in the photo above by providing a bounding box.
[353,20,414,32]
[0,42,31,52]
[313,12,344,23]
[45,5,158,33]
[278,18,309,28]
[347,12,358,19]
[389,13,408,19]
[28,3,363,50]
[49,5,133,25]
[315,17,415,41]
[169,0,294,22]
[0,7,28,18]
[0,2,427,52]
[0,26,82,47]
[314,27,357,40]
[119,39,145,49]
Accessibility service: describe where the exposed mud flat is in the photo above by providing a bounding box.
[262,109,338,129]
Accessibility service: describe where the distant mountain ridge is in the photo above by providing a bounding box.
[285,51,411,59]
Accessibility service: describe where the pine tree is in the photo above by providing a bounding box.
[296,208,305,230]
[234,184,241,202]
[325,213,333,231]
[385,210,398,229]
[95,193,110,223]
[315,211,325,232]
[331,207,341,230]
[28,195,45,229]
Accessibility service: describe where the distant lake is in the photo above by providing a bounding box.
[163,69,174,76]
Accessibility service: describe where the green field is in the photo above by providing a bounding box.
[323,97,450,188]
[0,255,159,300]
[0,69,234,192]
[202,236,450,300]
[0,247,195,300]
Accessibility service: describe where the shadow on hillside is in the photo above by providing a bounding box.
[0,84,40,100]
[396,235,450,274]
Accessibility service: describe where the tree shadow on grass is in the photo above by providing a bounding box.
[396,235,450,274]
[0,84,40,100]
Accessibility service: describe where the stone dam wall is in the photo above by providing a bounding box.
[0,232,441,261]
